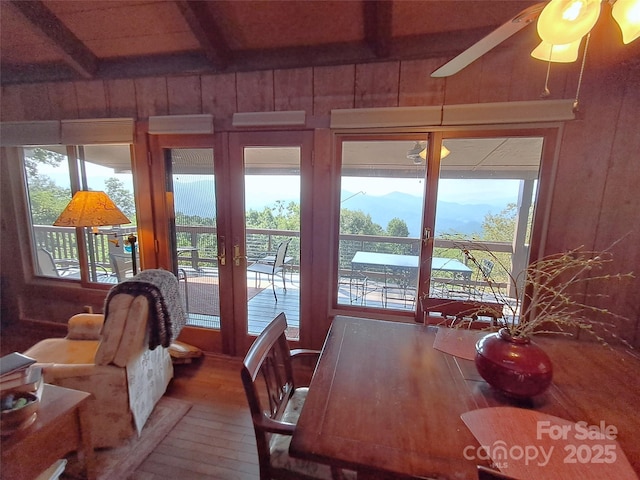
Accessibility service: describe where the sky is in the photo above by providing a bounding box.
[38,162,522,208]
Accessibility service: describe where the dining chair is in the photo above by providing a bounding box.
[241,312,355,480]
[469,258,495,301]
[247,238,291,301]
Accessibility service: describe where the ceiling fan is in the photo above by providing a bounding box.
[431,0,640,78]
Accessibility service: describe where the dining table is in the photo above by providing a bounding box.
[289,315,640,479]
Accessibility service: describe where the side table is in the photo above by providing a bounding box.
[1,383,94,480]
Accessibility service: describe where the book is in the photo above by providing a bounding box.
[0,366,42,393]
[0,352,36,377]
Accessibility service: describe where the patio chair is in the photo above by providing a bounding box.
[382,268,418,309]
[247,238,291,301]
[241,312,355,480]
[469,258,495,301]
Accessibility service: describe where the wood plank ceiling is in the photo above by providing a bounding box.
[0,0,539,85]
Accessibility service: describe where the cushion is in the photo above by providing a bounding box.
[66,313,104,340]
[94,294,134,365]
[269,388,356,479]
[24,338,100,365]
[112,296,149,367]
[168,340,203,363]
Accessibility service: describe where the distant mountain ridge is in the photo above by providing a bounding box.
[172,180,502,237]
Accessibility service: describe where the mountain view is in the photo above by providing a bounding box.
[173,179,504,237]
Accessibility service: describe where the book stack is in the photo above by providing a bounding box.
[0,352,42,395]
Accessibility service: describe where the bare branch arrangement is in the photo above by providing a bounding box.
[456,241,634,344]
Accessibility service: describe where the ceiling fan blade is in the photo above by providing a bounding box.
[431,2,546,78]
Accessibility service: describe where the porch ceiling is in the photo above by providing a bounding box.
[36,137,543,180]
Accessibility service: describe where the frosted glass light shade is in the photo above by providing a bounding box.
[531,38,582,62]
[54,191,130,228]
[537,0,601,44]
[419,145,450,160]
[612,0,640,44]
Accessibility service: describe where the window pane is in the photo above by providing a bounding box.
[431,137,543,319]
[337,138,425,311]
[24,146,79,278]
[81,145,136,283]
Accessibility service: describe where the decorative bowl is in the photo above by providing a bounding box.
[1,391,39,433]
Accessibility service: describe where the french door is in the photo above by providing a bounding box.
[146,131,312,355]
[229,131,313,355]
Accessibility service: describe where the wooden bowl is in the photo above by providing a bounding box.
[1,391,39,433]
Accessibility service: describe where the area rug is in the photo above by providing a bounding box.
[184,276,264,316]
[63,396,191,480]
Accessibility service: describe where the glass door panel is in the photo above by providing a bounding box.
[428,136,543,322]
[166,148,220,328]
[244,146,301,341]
[337,137,427,312]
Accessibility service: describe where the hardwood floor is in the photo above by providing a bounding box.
[0,326,262,480]
[133,354,261,479]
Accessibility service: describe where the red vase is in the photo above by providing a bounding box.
[475,328,553,399]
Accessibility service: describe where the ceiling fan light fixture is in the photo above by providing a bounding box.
[537,0,601,45]
[418,145,450,160]
[531,38,582,62]
[612,0,640,44]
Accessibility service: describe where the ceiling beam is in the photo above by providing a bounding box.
[175,0,232,70]
[364,0,393,58]
[9,0,97,79]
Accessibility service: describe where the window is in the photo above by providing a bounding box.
[24,144,137,283]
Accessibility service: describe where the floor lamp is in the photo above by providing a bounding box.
[53,191,137,277]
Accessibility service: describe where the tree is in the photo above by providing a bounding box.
[104,177,135,219]
[27,176,71,224]
[340,209,384,235]
[481,203,517,242]
[386,218,409,237]
[24,148,64,177]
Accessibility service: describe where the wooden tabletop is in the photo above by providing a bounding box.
[289,316,640,479]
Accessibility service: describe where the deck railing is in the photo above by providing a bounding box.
[33,225,514,292]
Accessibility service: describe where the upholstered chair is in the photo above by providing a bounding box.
[24,293,174,448]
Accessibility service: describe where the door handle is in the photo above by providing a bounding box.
[217,237,226,266]
[233,244,247,266]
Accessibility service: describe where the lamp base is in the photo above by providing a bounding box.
[127,234,137,275]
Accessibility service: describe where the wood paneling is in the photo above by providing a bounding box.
[399,58,445,107]
[201,72,237,128]
[313,64,355,115]
[354,61,400,108]
[105,78,137,118]
[135,77,169,118]
[74,80,108,119]
[19,84,53,120]
[236,70,274,112]
[167,76,202,115]
[274,67,313,112]
[0,85,25,121]
[46,81,78,119]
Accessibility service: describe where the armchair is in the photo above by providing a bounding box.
[23,293,175,448]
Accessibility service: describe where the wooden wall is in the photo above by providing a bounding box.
[2,37,639,348]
